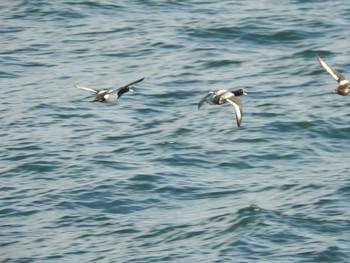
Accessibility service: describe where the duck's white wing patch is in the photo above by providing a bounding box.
[339,79,350,86]
[226,97,243,127]
[74,85,98,93]
[198,92,214,109]
[221,91,235,100]
[317,55,346,83]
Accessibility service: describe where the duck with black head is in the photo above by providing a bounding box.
[75,77,145,102]
[198,88,247,127]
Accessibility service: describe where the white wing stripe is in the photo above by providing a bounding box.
[226,99,242,126]
[74,85,98,93]
[317,56,339,81]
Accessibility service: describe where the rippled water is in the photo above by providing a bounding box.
[1,1,350,262]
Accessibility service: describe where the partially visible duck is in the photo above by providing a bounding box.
[317,55,350,96]
[75,77,145,102]
[198,89,247,127]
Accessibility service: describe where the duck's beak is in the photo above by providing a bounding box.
[243,92,248,95]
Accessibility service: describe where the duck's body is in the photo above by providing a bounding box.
[317,55,350,96]
[198,89,246,127]
[75,77,145,102]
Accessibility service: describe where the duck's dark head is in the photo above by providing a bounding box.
[117,86,132,97]
[233,88,247,96]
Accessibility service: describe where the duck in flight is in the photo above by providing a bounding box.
[198,89,247,127]
[75,77,145,102]
[317,55,350,96]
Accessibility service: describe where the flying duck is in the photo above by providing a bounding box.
[75,77,145,102]
[317,55,350,96]
[198,89,247,127]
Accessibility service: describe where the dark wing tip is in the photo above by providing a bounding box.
[134,77,145,84]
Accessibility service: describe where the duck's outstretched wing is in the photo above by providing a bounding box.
[198,92,214,109]
[74,85,99,93]
[226,96,243,127]
[317,55,346,83]
[116,77,145,91]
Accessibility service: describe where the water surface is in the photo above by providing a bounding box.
[1,1,350,262]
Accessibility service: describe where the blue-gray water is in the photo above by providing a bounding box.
[1,1,350,262]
